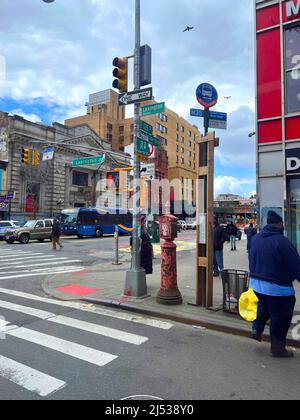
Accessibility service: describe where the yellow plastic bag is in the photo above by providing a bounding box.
[239,288,259,322]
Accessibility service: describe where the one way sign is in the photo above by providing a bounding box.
[119,87,153,106]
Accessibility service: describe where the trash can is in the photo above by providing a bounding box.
[221,269,249,314]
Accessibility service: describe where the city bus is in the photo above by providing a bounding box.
[76,207,133,238]
[60,208,80,236]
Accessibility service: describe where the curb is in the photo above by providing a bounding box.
[82,296,300,349]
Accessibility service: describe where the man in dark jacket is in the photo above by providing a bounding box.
[229,221,238,251]
[245,223,257,252]
[213,219,226,277]
[52,219,63,251]
[249,211,300,358]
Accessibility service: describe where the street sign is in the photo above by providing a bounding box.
[190,109,205,118]
[43,148,55,161]
[139,120,153,136]
[209,111,227,121]
[139,132,162,149]
[196,83,218,108]
[141,163,155,180]
[141,102,165,117]
[119,87,153,106]
[137,153,149,163]
[72,154,106,168]
[137,138,150,156]
[208,119,227,130]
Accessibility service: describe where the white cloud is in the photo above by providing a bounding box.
[214,176,255,198]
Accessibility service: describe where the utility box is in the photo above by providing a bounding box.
[159,215,178,241]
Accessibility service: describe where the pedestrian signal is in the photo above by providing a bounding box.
[21,148,30,165]
[112,57,128,93]
[32,149,40,166]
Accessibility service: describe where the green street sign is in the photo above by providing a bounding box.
[72,154,106,168]
[139,120,153,136]
[137,138,150,156]
[139,132,162,149]
[141,102,165,117]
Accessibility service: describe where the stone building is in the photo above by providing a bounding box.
[0,111,131,222]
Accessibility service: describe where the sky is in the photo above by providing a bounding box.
[0,0,256,197]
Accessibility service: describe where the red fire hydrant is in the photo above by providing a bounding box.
[157,215,183,305]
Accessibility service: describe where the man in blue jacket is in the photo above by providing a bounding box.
[249,211,300,358]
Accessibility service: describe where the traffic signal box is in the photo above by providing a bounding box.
[112,57,128,93]
[32,149,40,166]
[21,148,30,165]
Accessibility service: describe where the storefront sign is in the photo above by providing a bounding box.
[286,0,300,18]
[286,148,300,174]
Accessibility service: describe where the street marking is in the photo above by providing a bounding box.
[0,257,69,268]
[7,327,118,367]
[0,260,81,271]
[0,355,66,397]
[0,267,85,280]
[0,300,148,345]
[0,288,174,330]
[0,254,45,261]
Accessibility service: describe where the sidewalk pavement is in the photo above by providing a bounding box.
[42,239,300,347]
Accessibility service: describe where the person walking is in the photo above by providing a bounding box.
[249,211,300,358]
[245,223,257,253]
[52,218,63,251]
[140,216,153,275]
[229,221,238,251]
[213,219,226,277]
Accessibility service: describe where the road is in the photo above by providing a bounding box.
[0,233,299,400]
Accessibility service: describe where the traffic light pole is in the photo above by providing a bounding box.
[125,0,148,298]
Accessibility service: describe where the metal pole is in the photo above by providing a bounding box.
[125,0,148,297]
[113,225,122,266]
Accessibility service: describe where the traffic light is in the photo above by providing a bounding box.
[21,148,30,165]
[32,150,40,166]
[112,57,128,93]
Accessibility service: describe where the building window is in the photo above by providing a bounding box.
[130,124,134,133]
[181,147,184,154]
[285,25,300,114]
[72,171,89,187]
[188,161,192,167]
[188,141,192,148]
[188,151,192,158]
[176,156,179,164]
[181,158,184,164]
[181,137,184,144]
[176,145,179,152]
[176,134,179,142]
[130,135,134,143]
[176,123,179,131]
[119,126,124,133]
[107,123,113,131]
[188,130,192,137]
[181,126,184,133]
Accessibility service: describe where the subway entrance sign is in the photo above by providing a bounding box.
[72,155,106,167]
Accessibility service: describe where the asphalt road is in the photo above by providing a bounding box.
[0,233,299,401]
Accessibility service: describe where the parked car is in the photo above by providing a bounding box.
[220,224,242,241]
[4,219,53,244]
[0,220,20,240]
[186,220,197,230]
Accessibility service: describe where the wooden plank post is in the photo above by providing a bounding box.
[196,132,219,308]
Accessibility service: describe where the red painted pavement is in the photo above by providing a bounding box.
[57,284,100,297]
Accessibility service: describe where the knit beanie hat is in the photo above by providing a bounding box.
[267,210,283,225]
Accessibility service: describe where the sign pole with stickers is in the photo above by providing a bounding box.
[194,84,220,308]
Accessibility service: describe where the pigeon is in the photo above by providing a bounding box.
[224,96,231,100]
[183,26,194,32]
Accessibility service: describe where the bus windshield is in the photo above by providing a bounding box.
[60,209,79,225]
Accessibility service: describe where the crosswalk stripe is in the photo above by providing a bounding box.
[0,252,44,258]
[0,300,148,345]
[6,327,118,367]
[0,288,173,330]
[0,254,45,261]
[0,267,84,280]
[0,355,66,397]
[0,257,70,268]
[0,260,81,271]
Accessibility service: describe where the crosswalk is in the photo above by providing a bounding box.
[0,287,173,398]
[0,248,84,280]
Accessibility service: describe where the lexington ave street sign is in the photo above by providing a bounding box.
[72,155,106,167]
[141,102,165,117]
[118,87,153,106]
